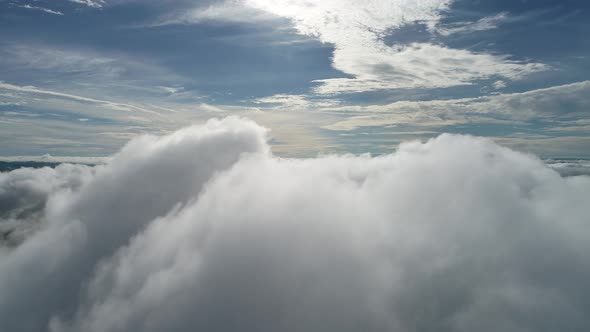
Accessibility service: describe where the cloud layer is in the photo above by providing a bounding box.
[324,81,590,130]
[1,117,590,332]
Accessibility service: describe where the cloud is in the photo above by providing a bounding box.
[153,2,278,26]
[68,0,106,8]
[482,81,590,118]
[1,117,590,332]
[0,164,93,247]
[253,94,340,110]
[313,43,545,94]
[546,159,590,177]
[237,0,546,93]
[492,80,507,90]
[163,0,545,93]
[0,44,189,103]
[0,82,162,117]
[323,81,590,130]
[0,155,107,164]
[1,45,122,77]
[435,12,510,36]
[157,86,185,95]
[18,4,64,15]
[0,117,268,331]
[493,135,590,160]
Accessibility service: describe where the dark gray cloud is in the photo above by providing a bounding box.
[0,118,589,332]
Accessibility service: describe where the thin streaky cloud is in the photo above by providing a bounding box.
[0,82,162,117]
[18,4,64,15]
[68,0,106,8]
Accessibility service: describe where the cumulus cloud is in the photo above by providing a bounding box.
[1,117,590,332]
[0,164,93,246]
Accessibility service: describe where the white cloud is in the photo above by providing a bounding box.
[167,0,545,93]
[435,12,510,35]
[0,44,191,93]
[312,43,545,93]
[1,45,121,76]
[1,117,590,332]
[238,0,546,93]
[0,44,189,102]
[0,163,94,246]
[482,81,590,118]
[0,82,162,117]
[253,94,341,110]
[492,80,508,90]
[323,81,590,130]
[18,4,64,15]
[154,2,278,26]
[157,86,185,95]
[0,117,268,331]
[68,0,106,8]
[254,94,311,108]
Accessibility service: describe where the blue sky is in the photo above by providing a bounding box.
[0,0,589,157]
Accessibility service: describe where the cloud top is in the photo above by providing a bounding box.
[1,117,589,332]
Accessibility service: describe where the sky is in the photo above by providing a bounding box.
[2,3,590,331]
[0,0,589,157]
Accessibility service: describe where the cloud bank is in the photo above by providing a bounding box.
[1,117,590,332]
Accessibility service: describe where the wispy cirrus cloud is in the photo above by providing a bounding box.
[0,82,161,116]
[68,0,106,8]
[253,94,340,110]
[435,12,510,35]
[1,45,122,78]
[152,2,278,26]
[0,44,199,111]
[18,4,64,15]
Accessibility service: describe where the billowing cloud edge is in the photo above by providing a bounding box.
[1,117,590,332]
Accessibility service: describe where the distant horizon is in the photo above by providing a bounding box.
[2,128,590,160]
